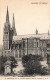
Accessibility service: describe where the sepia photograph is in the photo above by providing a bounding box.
[0,0,50,79]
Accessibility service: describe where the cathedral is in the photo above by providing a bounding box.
[3,7,50,59]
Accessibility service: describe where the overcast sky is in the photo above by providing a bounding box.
[0,0,50,45]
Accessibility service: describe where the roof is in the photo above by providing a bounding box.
[13,33,50,41]
[4,60,11,65]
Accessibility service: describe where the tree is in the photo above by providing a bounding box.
[0,56,7,74]
[8,56,17,73]
[22,54,43,67]
[9,56,17,66]
[22,54,49,75]
[24,60,42,75]
[0,56,17,74]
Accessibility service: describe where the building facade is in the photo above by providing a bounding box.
[3,7,50,59]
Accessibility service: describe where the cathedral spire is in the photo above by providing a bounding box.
[6,6,9,23]
[13,13,14,21]
[12,13,17,36]
[12,13,15,28]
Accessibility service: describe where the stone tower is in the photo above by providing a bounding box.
[3,7,10,50]
[36,28,38,34]
[48,30,49,35]
[12,13,17,36]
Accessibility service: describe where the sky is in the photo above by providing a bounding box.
[0,0,50,45]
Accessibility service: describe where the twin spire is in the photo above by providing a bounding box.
[6,6,17,36]
[6,6,15,27]
[6,6,49,35]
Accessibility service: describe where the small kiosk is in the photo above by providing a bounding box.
[4,60,11,75]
